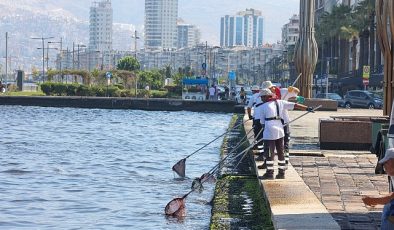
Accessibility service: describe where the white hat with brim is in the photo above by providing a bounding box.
[251,85,260,91]
[379,148,394,164]
[261,81,274,89]
[260,88,274,97]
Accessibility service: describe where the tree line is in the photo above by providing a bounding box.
[315,0,377,77]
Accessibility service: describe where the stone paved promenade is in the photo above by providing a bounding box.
[247,108,390,230]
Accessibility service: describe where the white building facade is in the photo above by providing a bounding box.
[220,8,264,48]
[177,22,200,49]
[145,0,178,50]
[89,0,113,52]
[281,14,299,48]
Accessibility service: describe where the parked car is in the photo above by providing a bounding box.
[235,90,253,104]
[315,93,345,107]
[344,90,383,109]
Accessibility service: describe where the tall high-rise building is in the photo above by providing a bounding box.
[89,0,113,52]
[177,19,201,49]
[220,8,264,48]
[145,0,178,50]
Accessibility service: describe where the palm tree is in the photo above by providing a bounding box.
[315,5,353,76]
[352,0,376,70]
[330,5,353,75]
[315,1,376,77]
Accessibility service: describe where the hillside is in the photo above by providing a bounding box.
[0,0,138,72]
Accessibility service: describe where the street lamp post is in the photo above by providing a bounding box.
[326,58,329,98]
[77,44,87,70]
[48,38,63,79]
[37,42,58,73]
[31,36,54,82]
[4,32,8,91]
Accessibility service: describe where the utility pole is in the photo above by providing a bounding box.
[37,44,57,76]
[204,41,207,79]
[77,44,81,69]
[31,36,54,82]
[132,30,140,58]
[49,38,63,77]
[72,42,75,69]
[326,58,329,98]
[5,32,8,85]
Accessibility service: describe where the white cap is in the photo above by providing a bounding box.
[379,148,394,164]
[261,81,274,89]
[260,88,274,97]
[251,85,260,91]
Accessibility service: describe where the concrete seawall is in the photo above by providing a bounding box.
[0,96,243,113]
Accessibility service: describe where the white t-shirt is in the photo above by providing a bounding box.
[209,87,215,96]
[255,100,295,140]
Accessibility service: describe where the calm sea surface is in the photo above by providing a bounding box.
[0,106,232,229]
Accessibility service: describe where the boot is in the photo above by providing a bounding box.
[259,170,274,180]
[276,170,285,179]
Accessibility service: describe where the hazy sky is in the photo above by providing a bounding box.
[110,0,300,45]
[1,0,300,45]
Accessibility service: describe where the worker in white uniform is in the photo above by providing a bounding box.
[255,88,311,180]
[279,86,300,166]
[247,85,264,157]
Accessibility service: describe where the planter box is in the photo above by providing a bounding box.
[319,119,372,150]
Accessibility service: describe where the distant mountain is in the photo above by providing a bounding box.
[0,0,139,72]
[0,0,298,72]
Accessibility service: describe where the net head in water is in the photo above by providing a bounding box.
[165,197,186,216]
[200,173,216,183]
[172,159,186,177]
[191,178,204,192]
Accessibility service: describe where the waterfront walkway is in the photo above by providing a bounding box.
[245,108,388,230]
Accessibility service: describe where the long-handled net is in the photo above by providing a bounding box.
[164,191,191,216]
[283,105,322,127]
[190,128,254,190]
[172,119,248,178]
[165,129,261,216]
[165,106,322,216]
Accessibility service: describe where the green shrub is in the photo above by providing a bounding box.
[53,83,68,96]
[76,85,94,96]
[40,82,53,95]
[66,84,79,96]
[107,86,121,97]
[114,83,125,90]
[120,89,135,97]
[137,89,149,98]
[151,90,168,98]
[38,82,128,97]
[92,86,105,97]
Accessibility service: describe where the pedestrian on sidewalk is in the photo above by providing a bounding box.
[255,88,311,180]
[240,87,246,104]
[362,148,394,230]
[208,85,216,100]
[247,85,264,156]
